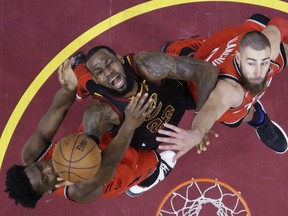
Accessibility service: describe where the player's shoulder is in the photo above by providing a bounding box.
[215,78,243,99]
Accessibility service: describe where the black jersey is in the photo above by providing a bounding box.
[86,54,195,149]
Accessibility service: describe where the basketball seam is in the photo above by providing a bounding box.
[54,134,101,183]
[68,134,82,182]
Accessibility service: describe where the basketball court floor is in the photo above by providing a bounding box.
[0,1,288,215]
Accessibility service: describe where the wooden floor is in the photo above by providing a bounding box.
[0,1,288,215]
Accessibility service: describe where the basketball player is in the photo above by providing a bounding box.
[70,48,219,196]
[5,59,176,208]
[157,14,288,160]
[71,47,219,151]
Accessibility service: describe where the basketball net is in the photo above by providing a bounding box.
[156,178,251,216]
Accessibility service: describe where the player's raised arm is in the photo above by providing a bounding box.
[21,59,77,165]
[67,93,155,203]
[158,78,242,160]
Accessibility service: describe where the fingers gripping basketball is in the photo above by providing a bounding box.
[52,133,101,183]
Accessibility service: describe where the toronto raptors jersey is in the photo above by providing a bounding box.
[194,20,287,125]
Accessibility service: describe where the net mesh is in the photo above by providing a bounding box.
[157,178,251,216]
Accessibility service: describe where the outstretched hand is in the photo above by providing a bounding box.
[157,123,219,161]
[196,128,218,154]
[58,58,78,92]
[123,93,155,130]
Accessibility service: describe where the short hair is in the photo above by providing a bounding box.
[240,31,271,52]
[86,45,117,63]
[5,165,43,209]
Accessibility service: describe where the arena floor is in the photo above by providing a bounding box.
[0,1,288,215]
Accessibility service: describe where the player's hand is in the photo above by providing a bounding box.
[123,93,155,130]
[58,58,78,92]
[157,123,203,161]
[55,177,74,188]
[196,128,219,154]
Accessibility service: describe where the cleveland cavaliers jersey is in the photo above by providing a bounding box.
[85,54,195,149]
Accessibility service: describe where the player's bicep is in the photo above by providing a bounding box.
[262,26,281,61]
[135,51,173,81]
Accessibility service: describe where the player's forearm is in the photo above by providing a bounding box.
[21,87,76,164]
[104,122,135,163]
[69,125,135,202]
[53,86,76,110]
[69,127,135,202]
[37,87,76,139]
[194,64,219,112]
[191,107,217,138]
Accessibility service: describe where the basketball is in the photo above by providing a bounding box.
[52,133,101,183]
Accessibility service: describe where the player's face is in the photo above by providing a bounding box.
[25,160,59,194]
[236,46,270,95]
[86,49,132,95]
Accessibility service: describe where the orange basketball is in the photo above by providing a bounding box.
[52,133,101,183]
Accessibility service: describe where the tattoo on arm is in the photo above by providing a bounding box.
[135,51,219,111]
[83,100,115,138]
[136,52,175,81]
[136,51,216,81]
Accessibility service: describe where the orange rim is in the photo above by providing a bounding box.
[156,178,251,216]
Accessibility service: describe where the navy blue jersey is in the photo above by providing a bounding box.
[86,54,196,149]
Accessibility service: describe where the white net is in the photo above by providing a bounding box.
[157,178,251,216]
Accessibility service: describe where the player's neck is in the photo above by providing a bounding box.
[123,81,139,98]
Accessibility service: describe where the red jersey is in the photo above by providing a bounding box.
[164,15,286,125]
[193,19,287,125]
[38,132,158,201]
